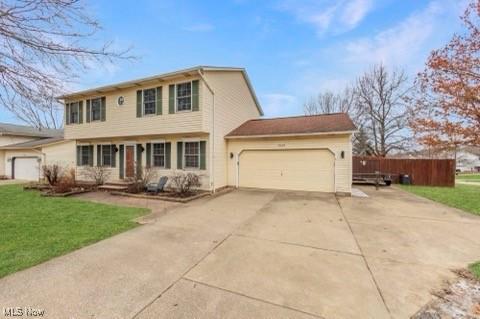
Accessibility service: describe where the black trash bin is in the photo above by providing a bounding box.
[399,174,411,185]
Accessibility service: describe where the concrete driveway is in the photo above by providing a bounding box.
[1,187,479,319]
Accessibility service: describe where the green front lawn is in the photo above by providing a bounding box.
[0,185,148,278]
[456,173,480,182]
[469,262,480,280]
[398,184,480,216]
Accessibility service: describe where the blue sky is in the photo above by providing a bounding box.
[0,0,469,123]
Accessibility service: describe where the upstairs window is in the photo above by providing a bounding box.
[152,143,165,167]
[91,98,102,121]
[69,102,80,124]
[176,82,192,112]
[143,88,156,115]
[184,141,199,169]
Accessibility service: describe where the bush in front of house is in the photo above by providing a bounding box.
[42,164,63,186]
[169,171,201,197]
[126,165,157,194]
[81,166,112,186]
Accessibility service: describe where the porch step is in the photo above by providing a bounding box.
[105,180,133,186]
[98,184,129,191]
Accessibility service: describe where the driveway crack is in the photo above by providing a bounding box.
[335,196,393,318]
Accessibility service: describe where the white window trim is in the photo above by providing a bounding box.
[151,142,166,168]
[183,141,200,170]
[69,101,81,125]
[99,144,114,167]
[90,97,103,122]
[142,88,157,116]
[175,81,193,113]
[78,145,92,167]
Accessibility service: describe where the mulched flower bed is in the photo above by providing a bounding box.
[110,190,211,203]
[412,269,480,318]
[24,182,95,197]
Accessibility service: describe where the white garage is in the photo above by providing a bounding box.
[238,149,335,192]
[13,157,40,181]
[226,114,356,195]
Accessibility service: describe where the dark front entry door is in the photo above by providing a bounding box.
[125,146,135,178]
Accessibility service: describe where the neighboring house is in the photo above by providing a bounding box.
[456,147,480,172]
[0,123,67,180]
[4,66,357,194]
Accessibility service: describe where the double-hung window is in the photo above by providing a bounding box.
[143,88,156,115]
[79,145,92,166]
[101,145,113,167]
[70,102,80,124]
[184,141,200,169]
[91,97,102,121]
[176,82,192,112]
[152,143,165,167]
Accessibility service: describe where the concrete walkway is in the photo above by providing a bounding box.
[1,187,479,319]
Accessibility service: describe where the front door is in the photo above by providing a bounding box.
[125,145,135,178]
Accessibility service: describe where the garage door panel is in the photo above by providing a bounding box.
[239,150,334,192]
[15,158,40,181]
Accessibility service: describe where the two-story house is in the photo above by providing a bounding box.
[3,66,356,194]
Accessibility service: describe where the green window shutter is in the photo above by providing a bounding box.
[136,144,143,176]
[156,87,162,115]
[79,101,84,124]
[66,103,71,125]
[88,145,94,166]
[101,97,106,121]
[111,144,116,168]
[165,142,171,169]
[177,142,183,169]
[200,141,206,170]
[169,84,175,114]
[136,90,142,118]
[86,100,91,123]
[146,143,151,168]
[76,145,81,165]
[119,145,125,179]
[192,80,199,111]
[97,145,102,166]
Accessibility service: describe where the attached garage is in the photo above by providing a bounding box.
[226,114,356,195]
[238,149,335,192]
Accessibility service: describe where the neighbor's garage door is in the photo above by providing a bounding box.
[239,149,334,192]
[14,157,40,181]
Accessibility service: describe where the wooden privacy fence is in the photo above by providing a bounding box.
[353,156,456,187]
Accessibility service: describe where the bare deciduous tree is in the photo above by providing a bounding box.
[355,64,410,157]
[304,87,356,115]
[0,0,134,128]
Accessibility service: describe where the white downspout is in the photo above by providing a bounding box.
[198,70,216,193]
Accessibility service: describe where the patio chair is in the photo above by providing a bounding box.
[146,176,168,194]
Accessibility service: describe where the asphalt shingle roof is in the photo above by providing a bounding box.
[0,123,62,138]
[226,113,357,137]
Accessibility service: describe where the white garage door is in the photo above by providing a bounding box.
[239,149,335,192]
[14,157,40,181]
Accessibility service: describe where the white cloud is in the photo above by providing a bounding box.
[341,0,373,29]
[278,0,374,35]
[261,93,300,117]
[183,23,214,32]
[342,0,467,70]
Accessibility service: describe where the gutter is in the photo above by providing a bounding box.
[225,130,358,139]
[197,69,216,193]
